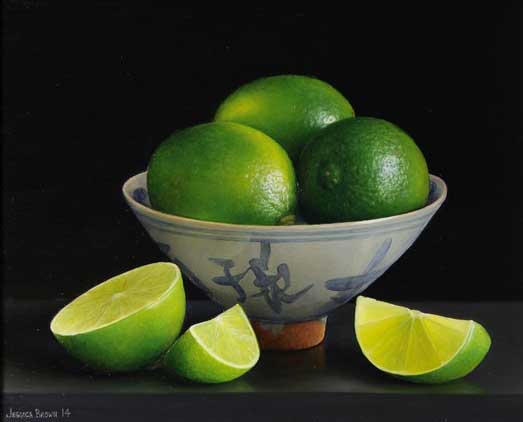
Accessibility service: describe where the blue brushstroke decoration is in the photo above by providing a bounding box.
[324,238,392,303]
[209,240,314,313]
[209,258,249,303]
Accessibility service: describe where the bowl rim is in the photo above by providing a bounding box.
[122,171,447,232]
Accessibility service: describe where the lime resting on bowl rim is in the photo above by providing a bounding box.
[147,121,297,226]
[299,117,430,223]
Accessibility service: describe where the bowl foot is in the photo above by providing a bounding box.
[251,317,327,351]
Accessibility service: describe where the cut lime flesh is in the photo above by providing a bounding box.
[51,263,186,372]
[355,296,491,383]
[51,263,179,335]
[164,304,260,383]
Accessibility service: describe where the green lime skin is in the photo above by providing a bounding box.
[398,322,492,384]
[53,277,186,372]
[163,329,251,384]
[215,75,355,162]
[299,117,429,223]
[147,122,297,225]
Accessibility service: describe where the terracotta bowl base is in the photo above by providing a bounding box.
[251,317,327,351]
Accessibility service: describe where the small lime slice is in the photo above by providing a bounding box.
[164,304,260,383]
[50,262,185,372]
[355,296,491,384]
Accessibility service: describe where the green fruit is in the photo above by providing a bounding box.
[164,304,260,383]
[299,117,429,223]
[50,263,186,372]
[147,122,297,225]
[215,75,355,162]
[355,296,491,384]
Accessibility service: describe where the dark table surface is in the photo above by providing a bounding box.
[3,299,522,421]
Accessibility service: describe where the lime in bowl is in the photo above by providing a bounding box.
[123,172,447,351]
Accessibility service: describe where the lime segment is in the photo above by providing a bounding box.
[51,263,186,372]
[355,296,491,383]
[164,304,260,383]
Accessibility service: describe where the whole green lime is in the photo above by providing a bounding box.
[147,122,297,225]
[214,75,355,162]
[299,117,429,223]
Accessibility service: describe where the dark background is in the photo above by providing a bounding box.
[3,2,522,302]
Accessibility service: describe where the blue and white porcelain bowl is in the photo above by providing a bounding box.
[123,172,447,349]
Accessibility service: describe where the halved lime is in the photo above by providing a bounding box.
[51,262,185,372]
[355,296,491,384]
[164,304,260,383]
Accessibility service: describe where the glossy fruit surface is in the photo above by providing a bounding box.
[147,122,297,225]
[215,75,354,161]
[299,117,429,223]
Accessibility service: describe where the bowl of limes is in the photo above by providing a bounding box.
[123,75,447,351]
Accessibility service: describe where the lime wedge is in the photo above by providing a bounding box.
[355,296,491,383]
[164,304,260,383]
[51,263,185,372]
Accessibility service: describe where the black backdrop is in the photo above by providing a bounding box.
[3,3,522,302]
